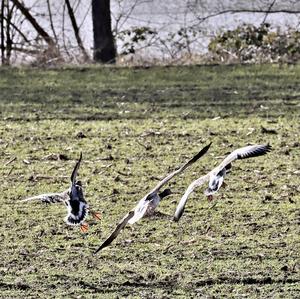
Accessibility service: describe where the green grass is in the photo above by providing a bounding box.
[0,64,299,298]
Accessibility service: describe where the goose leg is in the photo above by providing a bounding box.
[207,195,213,201]
[221,182,227,188]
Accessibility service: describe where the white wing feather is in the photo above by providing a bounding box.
[128,196,151,224]
[174,144,271,221]
[174,174,209,221]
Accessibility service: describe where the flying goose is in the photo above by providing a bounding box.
[22,153,100,232]
[94,143,212,253]
[174,144,272,222]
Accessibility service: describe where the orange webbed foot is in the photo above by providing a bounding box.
[80,223,89,233]
[92,212,101,220]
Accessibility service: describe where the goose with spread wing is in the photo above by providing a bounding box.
[94,142,212,253]
[174,144,272,222]
[22,153,100,232]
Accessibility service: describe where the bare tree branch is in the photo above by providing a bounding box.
[78,3,91,30]
[117,0,139,33]
[61,2,71,58]
[73,0,81,13]
[65,0,89,61]
[0,44,40,55]
[262,0,278,24]
[196,8,300,24]
[9,0,56,47]
[46,0,58,44]
[0,12,30,43]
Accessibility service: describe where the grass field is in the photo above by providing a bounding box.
[0,64,299,298]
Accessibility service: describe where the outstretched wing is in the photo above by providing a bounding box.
[94,211,135,253]
[173,174,209,221]
[150,143,212,194]
[21,191,69,204]
[215,144,271,174]
[70,153,85,204]
[71,152,82,186]
[174,144,271,221]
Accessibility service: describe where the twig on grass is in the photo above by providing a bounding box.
[5,156,16,166]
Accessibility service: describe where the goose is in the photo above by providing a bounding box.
[174,144,272,222]
[94,142,212,253]
[22,152,100,232]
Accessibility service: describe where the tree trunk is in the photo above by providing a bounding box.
[92,0,116,63]
[0,0,5,64]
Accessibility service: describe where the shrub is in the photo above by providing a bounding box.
[208,23,300,63]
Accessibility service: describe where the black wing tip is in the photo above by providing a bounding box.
[94,244,105,255]
[173,216,180,222]
[76,152,83,166]
[71,152,83,183]
[190,142,212,163]
[173,214,181,222]
[173,208,184,222]
[238,143,272,159]
[265,143,272,152]
[94,236,113,254]
[75,152,83,167]
[257,143,272,155]
[94,211,135,255]
[200,142,212,154]
[203,142,212,152]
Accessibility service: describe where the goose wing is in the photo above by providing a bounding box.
[173,174,210,221]
[94,211,135,253]
[174,144,271,221]
[214,144,271,174]
[150,143,211,194]
[71,152,82,186]
[69,153,87,204]
[21,191,69,204]
[127,193,154,224]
